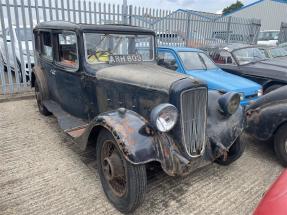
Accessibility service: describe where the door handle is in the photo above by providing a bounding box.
[50,69,56,75]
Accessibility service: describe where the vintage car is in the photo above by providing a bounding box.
[246,86,287,166]
[32,21,245,213]
[157,46,263,106]
[202,44,287,94]
[253,170,287,215]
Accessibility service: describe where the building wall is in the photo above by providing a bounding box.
[226,0,287,30]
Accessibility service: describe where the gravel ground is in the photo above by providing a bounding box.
[0,98,284,215]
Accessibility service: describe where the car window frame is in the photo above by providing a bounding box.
[216,50,238,66]
[157,49,180,71]
[39,30,54,62]
[53,30,80,73]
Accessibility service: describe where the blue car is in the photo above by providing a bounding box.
[157,47,263,106]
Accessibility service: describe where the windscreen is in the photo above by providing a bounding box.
[178,51,217,70]
[233,47,267,65]
[270,47,287,58]
[84,33,154,65]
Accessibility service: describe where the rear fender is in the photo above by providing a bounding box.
[31,65,49,99]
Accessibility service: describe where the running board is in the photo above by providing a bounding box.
[43,100,88,138]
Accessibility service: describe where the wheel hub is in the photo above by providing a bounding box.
[103,153,125,181]
[101,140,127,197]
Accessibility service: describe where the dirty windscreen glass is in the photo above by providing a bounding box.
[270,48,287,58]
[233,47,267,65]
[178,51,217,70]
[84,33,154,64]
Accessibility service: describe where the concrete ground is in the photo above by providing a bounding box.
[0,98,284,215]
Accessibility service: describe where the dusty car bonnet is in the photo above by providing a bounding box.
[96,63,199,93]
[247,85,287,110]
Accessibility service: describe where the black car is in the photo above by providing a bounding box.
[32,21,245,213]
[203,44,287,94]
[246,86,287,167]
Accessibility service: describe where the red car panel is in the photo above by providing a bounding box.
[254,170,287,215]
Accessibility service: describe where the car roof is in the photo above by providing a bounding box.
[158,46,203,52]
[34,21,155,35]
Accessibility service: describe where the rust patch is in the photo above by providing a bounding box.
[67,127,87,138]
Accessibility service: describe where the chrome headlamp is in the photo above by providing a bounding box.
[150,103,178,132]
[218,92,241,116]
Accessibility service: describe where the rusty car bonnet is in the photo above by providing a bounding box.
[247,85,287,111]
[95,63,200,93]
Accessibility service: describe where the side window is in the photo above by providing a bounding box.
[56,32,78,69]
[157,51,178,71]
[40,31,53,60]
[212,50,235,65]
[34,31,40,52]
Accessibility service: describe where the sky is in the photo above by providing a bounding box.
[121,0,256,13]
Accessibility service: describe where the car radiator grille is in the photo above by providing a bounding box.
[180,87,207,157]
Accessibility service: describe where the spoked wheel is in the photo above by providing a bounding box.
[34,79,51,116]
[97,129,147,213]
[101,139,127,197]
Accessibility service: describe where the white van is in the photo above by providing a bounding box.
[257,30,280,46]
[0,26,34,81]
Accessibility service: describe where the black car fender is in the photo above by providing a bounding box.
[246,86,287,140]
[246,101,287,141]
[204,90,245,160]
[31,65,49,100]
[75,109,186,176]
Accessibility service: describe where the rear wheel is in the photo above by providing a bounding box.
[96,129,147,213]
[274,123,287,167]
[35,79,51,116]
[215,137,246,166]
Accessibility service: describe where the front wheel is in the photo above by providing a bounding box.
[215,137,246,166]
[96,129,147,213]
[274,123,287,167]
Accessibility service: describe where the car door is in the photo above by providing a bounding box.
[53,30,88,119]
[38,30,58,101]
[157,50,182,73]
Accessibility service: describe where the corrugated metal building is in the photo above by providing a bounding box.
[225,0,287,30]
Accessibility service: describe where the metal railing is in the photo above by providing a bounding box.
[0,0,261,95]
[279,22,287,44]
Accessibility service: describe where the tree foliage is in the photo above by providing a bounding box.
[222,1,244,15]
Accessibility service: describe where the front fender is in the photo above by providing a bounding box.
[75,109,188,176]
[204,91,245,160]
[246,102,287,140]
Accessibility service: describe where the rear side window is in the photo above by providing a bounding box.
[55,31,78,70]
[40,32,53,60]
[158,51,179,71]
